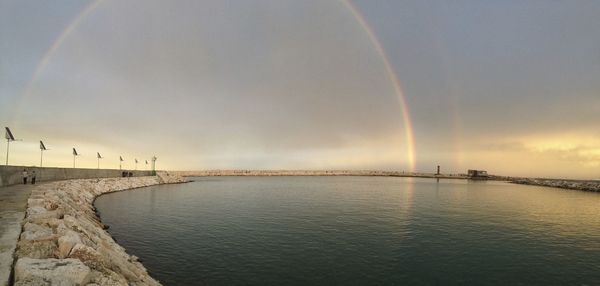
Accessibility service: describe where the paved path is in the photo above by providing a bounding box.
[0,183,37,286]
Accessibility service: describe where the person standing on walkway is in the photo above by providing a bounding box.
[22,169,28,185]
[31,170,36,185]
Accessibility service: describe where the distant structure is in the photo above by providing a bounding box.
[468,169,489,179]
[436,165,440,175]
[151,156,157,175]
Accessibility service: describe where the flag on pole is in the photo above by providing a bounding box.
[135,159,138,163]
[40,140,47,151]
[72,148,78,156]
[97,152,102,159]
[120,156,124,161]
[145,160,148,165]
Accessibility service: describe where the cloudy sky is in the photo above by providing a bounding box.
[1,0,599,178]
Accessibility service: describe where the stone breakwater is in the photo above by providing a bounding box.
[512,178,600,192]
[12,173,186,286]
[176,169,470,179]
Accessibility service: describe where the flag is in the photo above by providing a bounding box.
[97,152,102,159]
[40,140,47,151]
[135,159,138,163]
[120,156,124,161]
[145,160,148,165]
[72,148,78,156]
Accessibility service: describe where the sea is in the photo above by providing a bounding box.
[95,176,600,285]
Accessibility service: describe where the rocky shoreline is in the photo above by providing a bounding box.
[12,172,186,286]
[511,178,600,192]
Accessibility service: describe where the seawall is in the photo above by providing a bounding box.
[0,165,153,187]
[12,172,185,285]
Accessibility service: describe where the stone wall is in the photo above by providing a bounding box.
[0,165,153,187]
[13,173,186,286]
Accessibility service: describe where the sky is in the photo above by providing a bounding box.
[1,0,599,179]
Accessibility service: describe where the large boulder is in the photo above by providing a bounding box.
[14,257,91,286]
[58,231,83,259]
[20,223,56,242]
[15,240,57,259]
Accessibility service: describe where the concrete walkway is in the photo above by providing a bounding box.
[0,183,36,286]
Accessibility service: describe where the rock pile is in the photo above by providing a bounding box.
[513,178,600,192]
[13,173,186,286]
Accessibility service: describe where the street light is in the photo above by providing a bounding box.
[134,158,138,170]
[119,156,124,170]
[4,127,18,165]
[145,160,148,170]
[40,140,48,167]
[97,152,103,169]
[72,148,80,168]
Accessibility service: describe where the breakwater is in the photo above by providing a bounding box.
[177,171,600,193]
[512,178,600,192]
[176,169,470,179]
[12,172,185,285]
[0,165,153,187]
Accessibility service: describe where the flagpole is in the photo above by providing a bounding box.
[40,149,43,167]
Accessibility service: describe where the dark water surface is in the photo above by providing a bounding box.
[95,176,600,285]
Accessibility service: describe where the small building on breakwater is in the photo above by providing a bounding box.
[468,169,489,179]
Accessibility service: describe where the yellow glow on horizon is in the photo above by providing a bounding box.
[524,136,600,152]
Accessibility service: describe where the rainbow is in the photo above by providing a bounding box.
[20,0,417,171]
[17,0,103,116]
[342,0,417,171]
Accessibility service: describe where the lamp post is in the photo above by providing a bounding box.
[72,148,79,168]
[151,156,157,175]
[134,158,138,170]
[97,152,103,169]
[40,140,47,167]
[119,156,124,170]
[4,127,16,165]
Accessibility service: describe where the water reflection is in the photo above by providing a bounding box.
[95,176,600,285]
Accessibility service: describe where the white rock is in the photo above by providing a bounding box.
[20,223,55,241]
[27,206,47,216]
[16,177,166,286]
[14,257,91,286]
[58,231,83,259]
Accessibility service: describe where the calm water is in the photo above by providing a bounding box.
[95,176,600,285]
